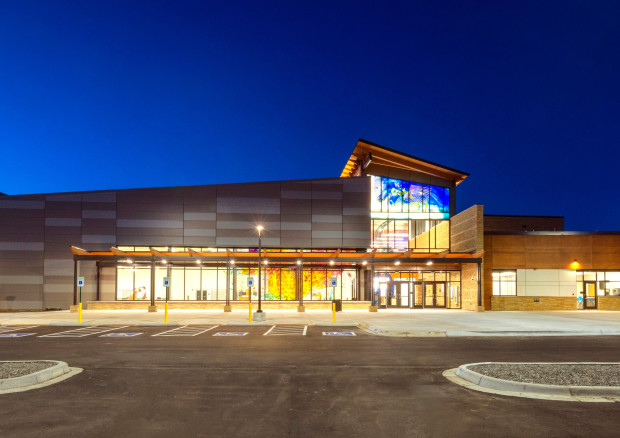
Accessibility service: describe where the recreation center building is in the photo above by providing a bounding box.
[1,139,619,312]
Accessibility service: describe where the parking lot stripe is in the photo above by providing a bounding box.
[39,326,127,338]
[0,326,37,334]
[152,325,218,337]
[263,326,276,336]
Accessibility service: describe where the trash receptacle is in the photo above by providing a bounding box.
[334,299,342,312]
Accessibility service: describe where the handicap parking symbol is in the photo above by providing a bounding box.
[322,332,356,336]
[213,332,248,336]
[100,333,142,337]
[0,333,35,338]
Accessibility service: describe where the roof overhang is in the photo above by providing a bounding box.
[340,139,469,185]
[71,246,483,266]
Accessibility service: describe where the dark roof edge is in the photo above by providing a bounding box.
[485,231,620,236]
[484,214,564,219]
[0,175,365,198]
[358,138,470,177]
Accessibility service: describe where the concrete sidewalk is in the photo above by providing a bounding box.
[2,309,620,336]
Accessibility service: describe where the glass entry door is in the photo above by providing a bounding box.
[386,282,410,307]
[424,282,447,308]
[584,281,597,309]
[412,282,423,308]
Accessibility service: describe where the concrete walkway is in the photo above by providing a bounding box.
[2,309,620,336]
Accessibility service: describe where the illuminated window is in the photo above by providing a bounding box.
[492,270,517,295]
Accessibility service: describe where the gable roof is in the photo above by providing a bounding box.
[341,139,469,185]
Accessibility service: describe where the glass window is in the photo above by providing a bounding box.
[342,270,356,300]
[154,266,168,300]
[117,267,134,300]
[170,267,185,300]
[201,268,218,300]
[281,268,296,300]
[311,269,327,300]
[217,267,227,300]
[134,267,151,301]
[185,267,201,301]
[492,270,516,296]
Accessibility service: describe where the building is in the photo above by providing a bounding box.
[1,139,618,312]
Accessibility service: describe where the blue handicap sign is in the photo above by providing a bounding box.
[0,333,35,338]
[100,333,142,337]
[213,332,248,336]
[322,332,356,336]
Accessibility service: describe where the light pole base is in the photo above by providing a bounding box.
[69,305,79,313]
[223,305,232,312]
[148,306,158,312]
[297,305,305,312]
[368,305,378,312]
[253,311,266,321]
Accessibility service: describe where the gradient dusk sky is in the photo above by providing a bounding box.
[1,1,618,231]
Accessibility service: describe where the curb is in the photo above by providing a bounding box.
[456,362,620,398]
[137,323,181,327]
[0,361,71,391]
[357,322,446,337]
[446,330,620,337]
[228,322,269,326]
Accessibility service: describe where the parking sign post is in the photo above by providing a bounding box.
[330,276,337,323]
[77,277,84,323]
[163,277,170,323]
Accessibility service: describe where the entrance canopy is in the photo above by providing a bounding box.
[71,246,483,266]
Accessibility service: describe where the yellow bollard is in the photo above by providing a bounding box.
[165,302,169,323]
[332,302,336,323]
[78,302,82,323]
[249,302,252,323]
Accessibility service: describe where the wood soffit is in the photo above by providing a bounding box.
[71,246,482,264]
[340,139,469,185]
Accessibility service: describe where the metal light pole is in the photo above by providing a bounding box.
[257,225,263,313]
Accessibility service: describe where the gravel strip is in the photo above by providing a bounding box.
[0,361,57,379]
[469,363,620,387]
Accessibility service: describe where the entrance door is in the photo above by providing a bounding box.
[400,283,409,308]
[584,281,597,309]
[412,282,423,308]
[386,282,410,308]
[424,282,447,308]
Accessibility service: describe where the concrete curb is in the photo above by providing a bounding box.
[137,322,181,327]
[228,323,269,326]
[357,322,446,337]
[315,322,359,327]
[446,330,620,337]
[456,362,620,398]
[0,361,71,391]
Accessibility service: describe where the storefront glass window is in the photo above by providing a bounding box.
[492,270,516,295]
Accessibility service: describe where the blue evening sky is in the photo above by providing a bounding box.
[1,1,618,231]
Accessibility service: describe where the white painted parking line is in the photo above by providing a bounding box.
[322,331,356,336]
[0,326,37,334]
[39,326,127,338]
[100,333,142,337]
[213,332,248,336]
[264,325,307,336]
[0,333,35,338]
[152,325,218,337]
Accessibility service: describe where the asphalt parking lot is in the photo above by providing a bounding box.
[1,326,620,438]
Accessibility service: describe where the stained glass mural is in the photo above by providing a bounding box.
[370,175,449,218]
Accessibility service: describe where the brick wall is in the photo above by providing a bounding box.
[451,205,484,253]
[491,296,578,310]
[598,297,620,311]
[461,263,479,310]
[484,215,564,232]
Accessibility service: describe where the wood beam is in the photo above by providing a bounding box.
[110,247,125,256]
